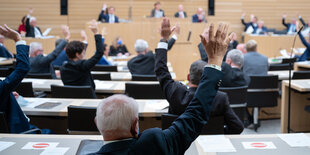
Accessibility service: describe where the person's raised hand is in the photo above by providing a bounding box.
[103,4,107,9]
[61,25,70,40]
[80,30,87,41]
[241,12,246,18]
[29,7,34,15]
[0,24,22,42]
[89,19,99,34]
[160,18,173,41]
[172,23,180,36]
[282,13,287,18]
[199,23,234,66]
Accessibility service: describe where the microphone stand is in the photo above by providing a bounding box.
[287,26,303,133]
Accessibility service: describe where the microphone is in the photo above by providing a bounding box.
[297,25,304,35]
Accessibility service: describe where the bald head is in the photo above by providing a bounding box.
[236,43,247,54]
[197,8,203,15]
[178,4,184,12]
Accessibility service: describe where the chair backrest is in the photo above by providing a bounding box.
[269,63,292,71]
[26,73,53,79]
[67,105,99,134]
[91,65,118,72]
[51,85,96,99]
[92,73,111,80]
[0,68,12,77]
[15,82,35,97]
[0,112,9,133]
[247,75,279,107]
[125,83,165,99]
[161,113,224,134]
[131,74,158,81]
[292,71,310,79]
[281,58,296,64]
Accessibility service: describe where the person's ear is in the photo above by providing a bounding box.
[94,117,97,126]
[130,117,139,138]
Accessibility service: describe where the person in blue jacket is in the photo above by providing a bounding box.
[297,32,310,61]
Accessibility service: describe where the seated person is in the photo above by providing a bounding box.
[224,49,250,87]
[174,4,187,18]
[97,43,113,65]
[25,8,43,38]
[299,14,310,36]
[108,37,129,56]
[104,6,119,23]
[127,26,178,75]
[150,2,165,18]
[29,25,70,78]
[0,25,50,133]
[18,16,27,36]
[98,4,108,22]
[236,43,247,54]
[60,20,104,90]
[282,13,297,34]
[241,13,258,33]
[227,32,239,52]
[91,19,231,154]
[243,40,268,76]
[52,30,88,67]
[155,40,244,133]
[192,8,206,23]
[0,34,14,58]
[254,20,267,35]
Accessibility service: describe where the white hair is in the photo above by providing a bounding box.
[29,42,42,56]
[96,94,139,135]
[134,39,148,53]
[227,49,244,67]
[30,17,36,23]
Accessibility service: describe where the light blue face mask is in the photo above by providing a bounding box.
[117,40,123,45]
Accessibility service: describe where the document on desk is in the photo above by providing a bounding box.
[197,135,236,152]
[242,142,276,149]
[40,147,69,155]
[278,133,310,147]
[22,142,59,150]
[0,141,15,152]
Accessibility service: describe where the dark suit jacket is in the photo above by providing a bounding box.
[0,45,13,58]
[108,45,129,56]
[298,33,310,61]
[299,17,308,28]
[221,67,250,87]
[103,14,119,23]
[29,39,67,78]
[127,38,175,75]
[174,11,187,18]
[192,14,205,23]
[0,44,31,133]
[60,35,103,90]
[150,9,165,17]
[25,17,42,38]
[90,61,224,155]
[282,18,297,32]
[253,26,268,34]
[241,19,257,32]
[227,40,239,52]
[98,9,106,22]
[155,47,244,134]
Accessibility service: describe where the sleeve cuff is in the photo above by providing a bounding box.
[157,42,168,50]
[299,16,302,19]
[205,64,222,71]
[82,40,88,44]
[27,14,31,18]
[16,40,26,45]
[102,7,107,11]
[172,34,178,40]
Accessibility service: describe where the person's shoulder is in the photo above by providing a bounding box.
[137,128,163,142]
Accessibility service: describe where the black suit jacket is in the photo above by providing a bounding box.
[108,45,129,56]
[282,18,297,32]
[150,9,165,17]
[299,17,308,28]
[221,67,250,87]
[127,38,175,75]
[241,19,257,32]
[90,58,224,155]
[155,47,244,134]
[60,35,103,90]
[25,17,42,38]
[174,11,187,18]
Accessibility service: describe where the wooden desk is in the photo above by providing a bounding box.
[268,70,293,80]
[21,98,168,117]
[0,58,14,66]
[1,134,309,155]
[281,80,310,133]
[294,61,310,71]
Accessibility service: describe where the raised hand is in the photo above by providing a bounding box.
[241,12,246,18]
[160,18,173,41]
[89,19,99,34]
[61,25,70,40]
[199,23,234,66]
[29,7,34,14]
[0,24,21,42]
[282,13,287,18]
[80,30,87,41]
[172,23,180,36]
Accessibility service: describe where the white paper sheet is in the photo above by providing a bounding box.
[22,142,59,150]
[242,142,276,149]
[196,135,236,152]
[97,83,115,89]
[145,100,168,110]
[0,141,15,152]
[278,133,310,147]
[40,147,69,155]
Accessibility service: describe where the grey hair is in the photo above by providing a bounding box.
[189,60,207,85]
[29,42,42,56]
[30,17,36,23]
[227,49,244,67]
[96,94,139,135]
[134,39,148,53]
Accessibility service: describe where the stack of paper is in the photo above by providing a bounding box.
[278,133,310,147]
[196,135,236,152]
[0,141,15,152]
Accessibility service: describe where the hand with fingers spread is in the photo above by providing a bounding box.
[160,18,173,41]
[0,24,22,42]
[200,23,234,66]
[89,19,99,34]
[61,25,70,40]
[172,23,180,36]
[80,30,87,42]
[29,7,34,15]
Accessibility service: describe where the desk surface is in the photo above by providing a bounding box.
[282,80,310,92]
[0,58,14,66]
[1,134,309,155]
[91,71,176,81]
[21,98,168,117]
[268,70,293,80]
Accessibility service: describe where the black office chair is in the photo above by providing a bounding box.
[15,82,46,98]
[0,68,12,77]
[247,75,279,131]
[91,65,118,72]
[132,74,158,81]
[92,73,112,80]
[269,63,292,71]
[67,105,99,134]
[161,113,224,134]
[292,71,310,79]
[281,58,297,64]
[51,85,96,99]
[125,83,165,99]
[219,86,248,123]
[26,73,53,79]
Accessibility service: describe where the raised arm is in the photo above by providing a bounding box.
[299,32,310,48]
[241,13,248,26]
[282,14,289,28]
[0,25,30,93]
[299,15,307,26]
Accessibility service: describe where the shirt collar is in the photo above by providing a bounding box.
[104,138,133,146]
